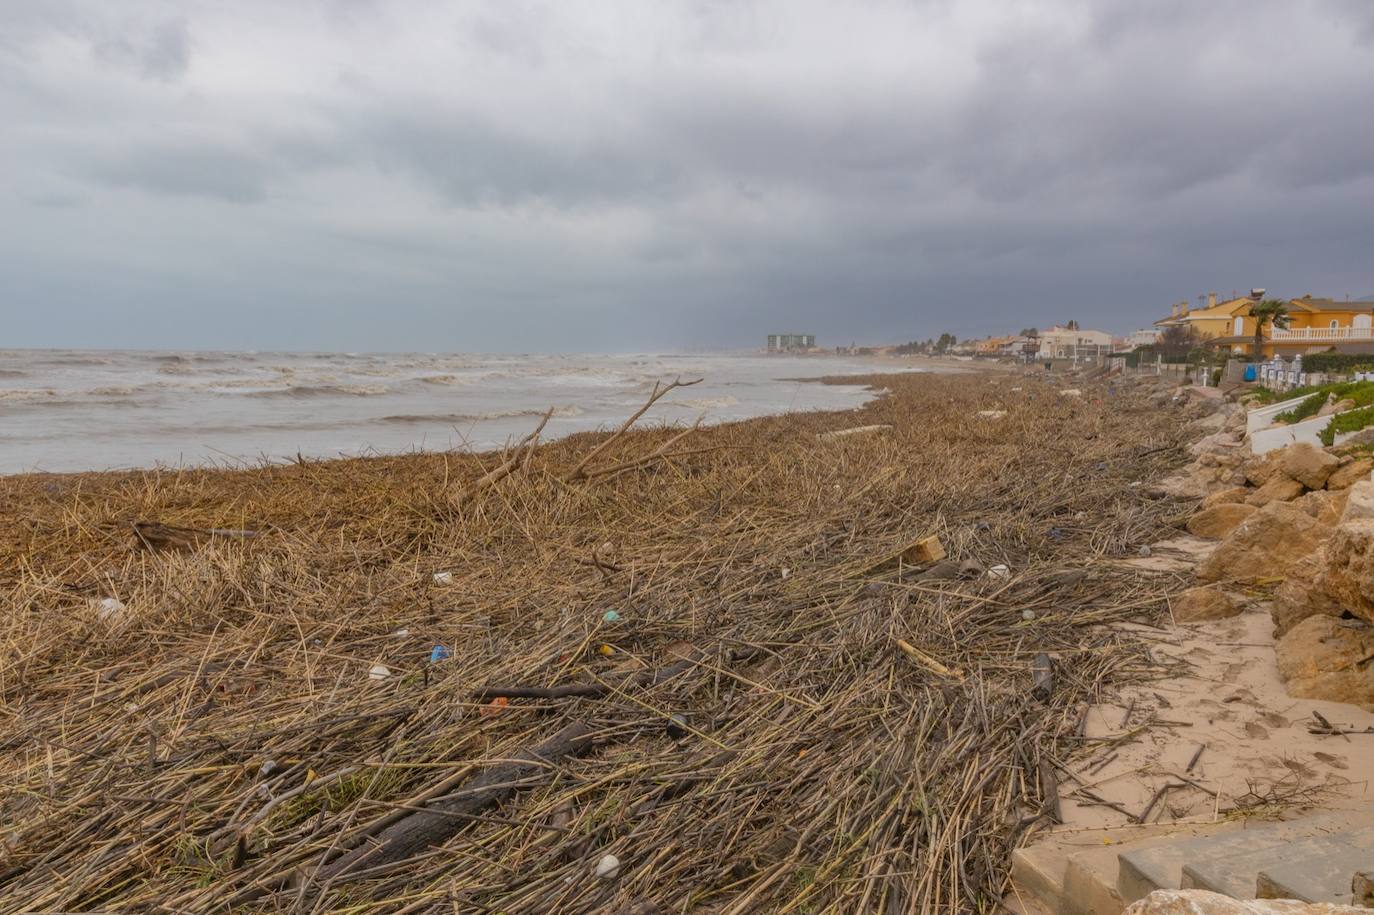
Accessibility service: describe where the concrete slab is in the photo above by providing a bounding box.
[1012,842,1068,913]
[1181,828,1374,898]
[1118,813,1374,904]
[1254,829,1374,904]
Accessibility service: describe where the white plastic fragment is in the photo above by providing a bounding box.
[594,853,621,879]
[976,410,1007,419]
[987,564,1011,579]
[432,571,454,585]
[1059,389,1083,397]
[368,664,392,681]
[1021,609,1036,621]
[780,568,790,580]
[95,597,129,630]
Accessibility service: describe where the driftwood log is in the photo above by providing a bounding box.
[133,521,258,552]
[316,721,598,883]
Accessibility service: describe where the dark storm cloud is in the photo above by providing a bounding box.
[1,0,1372,350]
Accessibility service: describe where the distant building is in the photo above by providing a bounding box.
[1037,325,1113,360]
[1122,329,1160,349]
[767,333,816,352]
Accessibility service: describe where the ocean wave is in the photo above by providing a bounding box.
[418,374,474,386]
[0,369,27,378]
[673,396,739,410]
[0,388,59,402]
[37,356,114,366]
[246,383,389,398]
[378,405,583,424]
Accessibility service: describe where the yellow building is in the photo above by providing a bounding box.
[1156,291,1374,357]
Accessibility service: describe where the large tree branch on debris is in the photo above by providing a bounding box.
[453,407,553,502]
[563,377,702,482]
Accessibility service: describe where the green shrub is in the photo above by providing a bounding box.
[1321,404,1374,446]
[1272,381,1374,425]
[1275,392,1327,424]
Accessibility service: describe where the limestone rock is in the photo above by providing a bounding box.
[1171,586,1241,622]
[1124,887,1369,913]
[1189,431,1243,457]
[1275,615,1374,709]
[1298,488,1350,526]
[1150,466,1216,500]
[1186,503,1258,540]
[1201,487,1250,509]
[1326,458,1374,491]
[1245,476,1305,507]
[1315,519,1374,625]
[1277,442,1341,489]
[1244,453,1282,487]
[1342,481,1374,522]
[1272,548,1344,637]
[1196,501,1334,584]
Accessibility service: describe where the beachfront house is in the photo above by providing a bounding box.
[1177,293,1374,358]
[766,333,816,353]
[1036,325,1113,360]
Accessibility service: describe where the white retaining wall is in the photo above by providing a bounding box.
[1246,395,1313,435]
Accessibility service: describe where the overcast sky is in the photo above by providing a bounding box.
[3,0,1373,351]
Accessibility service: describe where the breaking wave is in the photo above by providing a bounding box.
[377,405,583,424]
[245,384,390,398]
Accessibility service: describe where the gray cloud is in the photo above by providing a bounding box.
[92,18,190,82]
[1,0,1372,351]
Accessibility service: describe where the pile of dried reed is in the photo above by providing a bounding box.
[0,370,1193,913]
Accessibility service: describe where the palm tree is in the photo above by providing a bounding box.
[1249,298,1291,358]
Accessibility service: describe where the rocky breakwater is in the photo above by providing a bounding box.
[1175,424,1374,709]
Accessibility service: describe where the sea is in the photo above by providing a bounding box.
[0,350,922,475]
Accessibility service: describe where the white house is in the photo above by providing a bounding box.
[1037,325,1114,360]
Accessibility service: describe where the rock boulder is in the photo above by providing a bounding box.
[1297,488,1350,526]
[1245,476,1305,507]
[1186,503,1258,540]
[1196,501,1334,584]
[1171,586,1241,622]
[1277,442,1340,489]
[1272,548,1344,637]
[1201,486,1251,509]
[1315,519,1374,625]
[1275,615,1374,709]
[1342,480,1374,522]
[1326,458,1374,491]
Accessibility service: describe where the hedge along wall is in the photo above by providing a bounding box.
[1300,352,1374,374]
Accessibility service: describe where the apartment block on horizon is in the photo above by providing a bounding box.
[766,333,816,352]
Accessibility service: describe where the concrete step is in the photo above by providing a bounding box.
[1254,831,1374,904]
[1182,826,1374,898]
[1118,812,1374,905]
[1012,822,1241,915]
